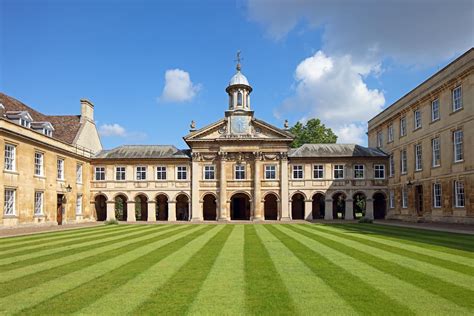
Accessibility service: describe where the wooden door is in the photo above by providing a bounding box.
[57,194,63,225]
[415,185,423,216]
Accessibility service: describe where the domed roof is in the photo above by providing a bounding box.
[229,71,250,86]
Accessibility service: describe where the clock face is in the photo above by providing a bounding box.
[231,116,249,134]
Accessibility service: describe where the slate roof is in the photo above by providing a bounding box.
[0,92,82,144]
[289,144,387,158]
[95,145,191,159]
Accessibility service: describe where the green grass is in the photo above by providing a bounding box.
[0,223,472,315]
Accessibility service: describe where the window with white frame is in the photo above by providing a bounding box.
[76,164,82,183]
[334,165,344,179]
[34,191,43,215]
[204,165,216,180]
[116,166,126,181]
[43,128,53,137]
[389,154,395,177]
[4,189,15,215]
[415,144,422,171]
[374,164,385,179]
[454,181,465,208]
[354,164,364,179]
[452,86,462,112]
[76,194,83,215]
[388,124,394,142]
[453,130,463,162]
[400,116,407,136]
[136,166,147,181]
[431,99,440,121]
[292,165,304,179]
[20,118,31,128]
[235,164,245,180]
[389,190,395,209]
[57,159,65,180]
[4,144,16,171]
[401,149,407,174]
[313,165,324,179]
[177,166,188,180]
[95,166,106,181]
[414,109,422,129]
[432,137,441,167]
[156,166,166,180]
[433,183,442,208]
[265,165,276,180]
[402,187,408,209]
[376,131,383,147]
[34,152,44,176]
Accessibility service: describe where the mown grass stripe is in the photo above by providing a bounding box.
[315,224,474,268]
[244,225,296,315]
[131,225,234,315]
[0,224,142,260]
[268,225,414,315]
[255,225,355,315]
[287,225,474,311]
[0,225,183,297]
[308,224,474,276]
[187,225,245,316]
[76,225,227,315]
[1,225,205,315]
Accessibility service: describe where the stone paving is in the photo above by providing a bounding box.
[0,222,102,238]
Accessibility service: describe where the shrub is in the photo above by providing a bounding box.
[104,219,119,225]
[358,217,373,224]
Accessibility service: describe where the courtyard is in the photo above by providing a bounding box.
[0,223,473,315]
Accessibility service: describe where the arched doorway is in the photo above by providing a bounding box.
[231,193,250,220]
[156,194,168,221]
[291,193,305,220]
[135,195,148,221]
[176,194,189,221]
[312,193,325,219]
[332,193,346,219]
[203,194,217,221]
[373,192,387,219]
[264,193,278,220]
[94,195,107,221]
[114,194,128,221]
[353,193,366,219]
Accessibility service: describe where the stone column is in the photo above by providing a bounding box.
[127,201,136,222]
[345,199,354,220]
[366,198,374,220]
[147,201,156,222]
[324,199,333,220]
[304,200,313,221]
[106,201,116,221]
[280,153,290,221]
[253,153,263,221]
[191,154,202,222]
[218,152,228,221]
[168,201,177,221]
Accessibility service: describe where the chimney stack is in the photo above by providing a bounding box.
[80,99,94,122]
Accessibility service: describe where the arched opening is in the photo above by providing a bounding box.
[203,194,217,221]
[156,194,169,221]
[291,193,305,220]
[231,193,250,220]
[176,194,190,221]
[373,192,387,219]
[94,195,107,221]
[114,194,128,221]
[264,193,278,220]
[353,193,366,219]
[332,193,346,219]
[237,92,243,106]
[135,195,148,221]
[312,193,325,219]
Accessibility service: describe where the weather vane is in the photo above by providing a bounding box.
[235,50,243,71]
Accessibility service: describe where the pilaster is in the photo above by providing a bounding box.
[168,201,177,221]
[324,199,333,220]
[345,199,354,220]
[127,201,136,222]
[253,152,263,221]
[218,152,229,221]
[191,153,202,221]
[147,201,156,222]
[106,201,116,221]
[280,152,290,220]
[304,200,313,221]
[366,198,374,220]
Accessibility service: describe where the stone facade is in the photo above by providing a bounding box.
[368,48,474,223]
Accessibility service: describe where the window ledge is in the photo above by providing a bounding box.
[3,214,18,218]
[34,175,46,179]
[431,165,441,169]
[34,214,45,218]
[3,170,19,175]
[454,160,464,164]
[429,118,440,125]
[450,107,463,115]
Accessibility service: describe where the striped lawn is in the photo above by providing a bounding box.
[0,223,472,315]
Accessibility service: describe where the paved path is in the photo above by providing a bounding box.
[0,222,102,238]
[374,220,474,235]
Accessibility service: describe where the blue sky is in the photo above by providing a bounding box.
[1,0,472,149]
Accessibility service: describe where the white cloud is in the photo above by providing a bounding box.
[159,69,201,103]
[277,50,385,145]
[99,123,126,137]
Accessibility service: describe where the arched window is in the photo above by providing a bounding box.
[237,92,243,106]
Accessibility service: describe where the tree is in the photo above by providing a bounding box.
[289,118,337,148]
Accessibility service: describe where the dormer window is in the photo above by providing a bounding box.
[6,111,33,128]
[43,128,52,137]
[31,122,54,137]
[20,118,31,128]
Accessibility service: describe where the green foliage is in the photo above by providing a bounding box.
[289,118,338,148]
[358,217,373,224]
[115,198,124,220]
[104,219,119,225]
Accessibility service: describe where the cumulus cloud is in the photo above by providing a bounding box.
[277,51,385,144]
[99,123,126,137]
[247,0,473,65]
[159,69,201,103]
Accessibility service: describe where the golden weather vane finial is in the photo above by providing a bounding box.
[235,50,243,71]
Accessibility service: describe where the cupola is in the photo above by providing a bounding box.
[226,52,252,111]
